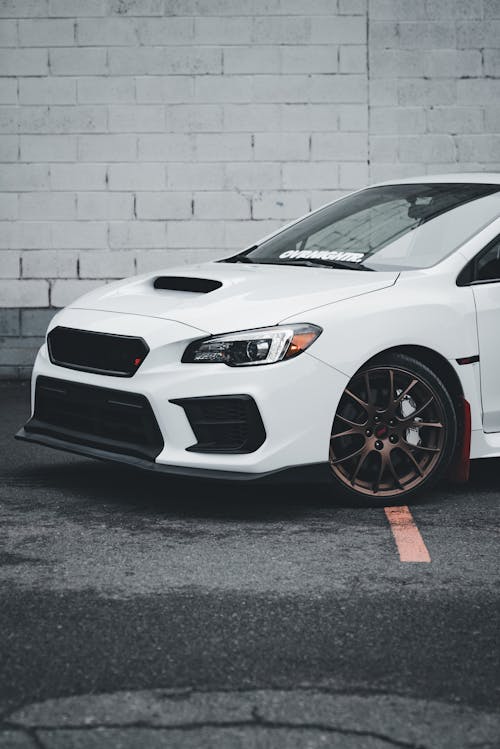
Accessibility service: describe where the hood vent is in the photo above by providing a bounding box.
[153,276,222,293]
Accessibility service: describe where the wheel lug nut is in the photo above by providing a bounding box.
[389,434,398,444]
[375,440,384,450]
[388,418,395,426]
[374,415,380,423]
[365,428,372,437]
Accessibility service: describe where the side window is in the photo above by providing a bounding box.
[476,237,500,283]
[458,235,500,286]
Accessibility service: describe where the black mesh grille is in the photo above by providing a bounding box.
[47,326,149,377]
[25,376,164,461]
[171,395,266,454]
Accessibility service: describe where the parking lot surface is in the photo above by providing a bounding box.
[0,381,499,749]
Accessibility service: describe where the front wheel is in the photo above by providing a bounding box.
[328,353,457,506]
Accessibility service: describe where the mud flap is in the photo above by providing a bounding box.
[447,397,471,483]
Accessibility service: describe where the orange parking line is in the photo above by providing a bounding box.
[384,505,431,563]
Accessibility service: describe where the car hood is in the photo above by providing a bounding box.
[68,262,399,334]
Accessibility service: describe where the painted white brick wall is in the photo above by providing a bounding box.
[0,0,499,376]
[368,0,500,182]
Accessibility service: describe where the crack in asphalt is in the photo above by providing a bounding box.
[5,725,48,749]
[1,720,425,749]
[251,706,424,748]
[4,685,498,749]
[0,683,498,749]
[28,727,47,749]
[0,684,430,722]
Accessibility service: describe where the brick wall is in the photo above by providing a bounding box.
[0,0,499,377]
[368,0,500,181]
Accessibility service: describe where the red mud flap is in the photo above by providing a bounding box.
[448,397,471,483]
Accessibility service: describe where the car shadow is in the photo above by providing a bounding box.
[6,449,500,525]
[7,455,336,521]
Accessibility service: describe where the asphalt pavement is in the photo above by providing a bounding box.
[0,380,499,749]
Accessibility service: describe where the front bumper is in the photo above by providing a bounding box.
[15,427,332,483]
[18,308,349,477]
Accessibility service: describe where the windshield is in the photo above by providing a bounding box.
[225,183,500,272]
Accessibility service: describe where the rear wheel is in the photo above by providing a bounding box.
[328,353,457,505]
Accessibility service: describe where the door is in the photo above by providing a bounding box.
[469,236,500,432]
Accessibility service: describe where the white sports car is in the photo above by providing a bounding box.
[17,174,500,505]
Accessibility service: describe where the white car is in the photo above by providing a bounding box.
[17,174,500,505]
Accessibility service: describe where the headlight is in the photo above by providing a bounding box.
[182,324,322,367]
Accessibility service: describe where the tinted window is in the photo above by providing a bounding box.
[477,238,500,282]
[227,183,500,272]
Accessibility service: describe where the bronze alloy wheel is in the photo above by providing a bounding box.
[329,359,454,500]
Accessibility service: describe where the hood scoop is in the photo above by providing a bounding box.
[153,276,222,293]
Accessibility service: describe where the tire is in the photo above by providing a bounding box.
[327,352,458,506]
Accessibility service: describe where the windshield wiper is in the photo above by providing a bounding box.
[221,246,257,264]
[283,259,374,271]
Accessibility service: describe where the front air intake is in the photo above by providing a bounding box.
[153,276,222,293]
[26,376,164,461]
[170,395,266,454]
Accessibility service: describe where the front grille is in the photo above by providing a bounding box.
[171,395,266,454]
[25,376,164,462]
[47,326,149,377]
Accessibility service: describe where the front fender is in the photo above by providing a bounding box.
[285,274,479,380]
